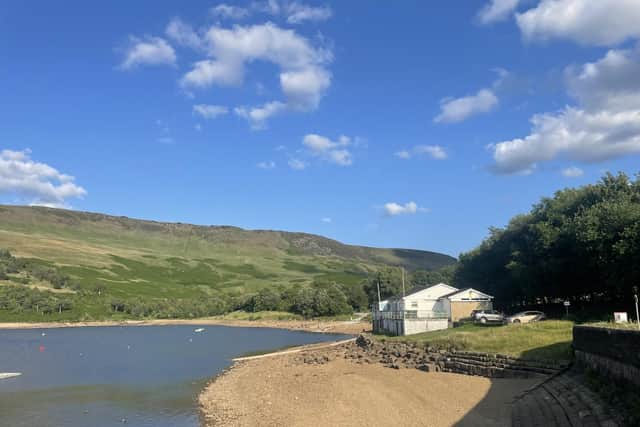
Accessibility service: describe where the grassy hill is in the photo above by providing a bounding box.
[0,205,455,321]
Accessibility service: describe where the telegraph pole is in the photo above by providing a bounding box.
[401,267,406,297]
[634,286,639,331]
[376,279,381,308]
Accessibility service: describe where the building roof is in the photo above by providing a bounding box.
[439,287,493,300]
[388,283,458,300]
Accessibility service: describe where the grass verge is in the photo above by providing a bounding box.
[381,320,573,361]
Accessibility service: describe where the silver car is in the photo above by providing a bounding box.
[506,310,546,324]
[472,309,505,324]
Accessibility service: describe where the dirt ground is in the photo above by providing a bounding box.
[0,318,369,335]
[199,347,539,427]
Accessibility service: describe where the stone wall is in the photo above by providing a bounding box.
[340,335,567,378]
[573,325,640,387]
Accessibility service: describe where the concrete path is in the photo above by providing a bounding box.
[512,371,618,427]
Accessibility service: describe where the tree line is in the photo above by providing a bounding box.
[453,173,640,315]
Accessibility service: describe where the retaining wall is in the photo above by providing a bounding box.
[573,325,640,387]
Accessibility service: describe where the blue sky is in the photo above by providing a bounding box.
[2,0,640,257]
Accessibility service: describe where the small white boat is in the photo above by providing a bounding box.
[0,373,22,380]
[194,328,205,333]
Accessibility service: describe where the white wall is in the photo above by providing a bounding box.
[402,283,458,312]
[403,318,449,335]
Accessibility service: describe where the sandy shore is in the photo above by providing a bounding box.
[200,343,540,427]
[0,318,369,335]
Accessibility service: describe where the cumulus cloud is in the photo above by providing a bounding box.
[166,18,203,50]
[285,2,332,24]
[193,104,229,119]
[477,0,521,25]
[234,101,287,129]
[383,202,429,217]
[250,1,332,24]
[396,145,447,160]
[177,22,332,127]
[120,36,176,69]
[0,149,87,208]
[288,158,306,170]
[434,89,498,123]
[490,44,640,174]
[302,134,353,166]
[562,166,584,177]
[257,160,276,169]
[210,4,250,20]
[516,0,640,46]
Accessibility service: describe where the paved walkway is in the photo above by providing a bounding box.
[512,371,618,427]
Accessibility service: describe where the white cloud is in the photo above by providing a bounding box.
[398,145,447,160]
[193,104,229,119]
[120,36,176,69]
[516,0,640,46]
[302,134,353,166]
[490,44,640,174]
[434,89,498,123]
[415,145,447,159]
[257,160,276,169]
[280,66,331,111]
[211,4,250,20]
[0,149,87,208]
[195,123,202,131]
[179,22,332,127]
[166,18,203,50]
[477,0,521,25]
[562,166,584,177]
[250,1,332,24]
[181,59,242,88]
[321,217,332,223]
[383,202,429,217]
[395,150,411,159]
[288,158,306,170]
[252,0,281,15]
[286,2,332,24]
[234,101,286,129]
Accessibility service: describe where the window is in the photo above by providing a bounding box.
[410,301,418,308]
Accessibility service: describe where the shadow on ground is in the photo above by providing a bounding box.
[453,342,573,427]
[452,377,540,427]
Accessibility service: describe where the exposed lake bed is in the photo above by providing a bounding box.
[0,325,349,427]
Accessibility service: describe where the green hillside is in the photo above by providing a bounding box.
[0,205,455,321]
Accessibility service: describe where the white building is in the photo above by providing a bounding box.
[372,283,493,336]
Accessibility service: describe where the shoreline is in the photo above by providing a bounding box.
[0,318,369,335]
[199,338,540,427]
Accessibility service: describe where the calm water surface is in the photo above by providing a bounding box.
[0,325,349,426]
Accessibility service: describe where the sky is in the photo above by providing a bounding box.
[2,0,640,257]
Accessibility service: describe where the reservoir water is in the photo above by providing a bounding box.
[0,325,349,426]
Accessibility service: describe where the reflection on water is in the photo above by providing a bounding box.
[0,325,348,427]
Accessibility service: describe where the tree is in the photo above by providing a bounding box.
[363,268,402,305]
[454,172,640,313]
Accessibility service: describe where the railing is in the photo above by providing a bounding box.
[371,310,449,320]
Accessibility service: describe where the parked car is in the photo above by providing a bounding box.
[472,309,505,324]
[506,311,546,324]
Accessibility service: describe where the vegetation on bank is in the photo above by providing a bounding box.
[383,321,573,362]
[0,247,452,322]
[454,173,640,320]
[0,204,455,322]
